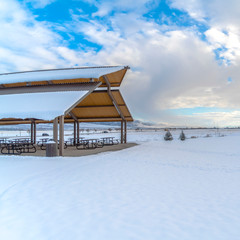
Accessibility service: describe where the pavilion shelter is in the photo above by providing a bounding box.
[0,66,133,156]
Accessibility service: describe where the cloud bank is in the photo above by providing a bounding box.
[1,0,240,127]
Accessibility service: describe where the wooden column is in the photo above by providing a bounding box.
[124,121,127,143]
[73,121,76,145]
[77,121,80,144]
[30,122,34,143]
[59,115,64,156]
[53,117,58,144]
[121,121,123,144]
[33,122,36,144]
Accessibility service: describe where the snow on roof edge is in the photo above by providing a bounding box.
[0,66,129,76]
[0,91,89,121]
[0,66,129,85]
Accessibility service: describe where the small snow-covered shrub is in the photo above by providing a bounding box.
[164,130,173,141]
[204,134,211,138]
[179,130,186,141]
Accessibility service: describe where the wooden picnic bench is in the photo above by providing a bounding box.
[37,138,49,150]
[76,138,103,150]
[1,138,36,155]
[0,138,7,145]
[100,137,119,146]
[37,138,67,150]
[66,137,84,146]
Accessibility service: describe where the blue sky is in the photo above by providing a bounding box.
[1,0,240,127]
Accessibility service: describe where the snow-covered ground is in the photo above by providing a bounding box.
[0,130,240,240]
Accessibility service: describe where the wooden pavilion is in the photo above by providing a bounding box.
[0,66,133,156]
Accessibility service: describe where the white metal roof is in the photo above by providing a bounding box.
[0,66,125,85]
[0,91,88,121]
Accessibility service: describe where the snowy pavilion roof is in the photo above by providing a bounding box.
[0,66,129,87]
[0,66,133,125]
[0,91,89,121]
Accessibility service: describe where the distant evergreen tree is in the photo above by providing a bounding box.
[164,130,173,141]
[179,130,186,141]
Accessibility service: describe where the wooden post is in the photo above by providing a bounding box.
[124,121,127,143]
[53,117,58,144]
[33,122,36,144]
[121,121,123,144]
[59,115,64,156]
[30,122,34,143]
[77,121,80,144]
[73,121,76,145]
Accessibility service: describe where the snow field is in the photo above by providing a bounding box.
[0,131,240,239]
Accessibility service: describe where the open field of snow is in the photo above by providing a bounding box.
[0,130,240,239]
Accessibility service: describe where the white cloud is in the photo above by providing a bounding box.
[69,4,240,127]
[169,0,240,65]
[23,0,56,8]
[169,0,240,26]
[193,111,240,127]
[0,0,79,72]
[85,0,156,16]
[169,0,206,21]
[2,0,240,126]
[205,26,240,64]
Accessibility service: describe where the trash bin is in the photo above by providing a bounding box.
[46,141,58,157]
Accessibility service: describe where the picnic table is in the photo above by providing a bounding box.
[0,138,7,146]
[1,138,36,155]
[76,138,103,150]
[37,138,67,150]
[10,138,32,144]
[100,137,119,146]
[37,138,50,150]
[66,137,84,146]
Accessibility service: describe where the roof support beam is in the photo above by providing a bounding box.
[73,121,76,146]
[103,75,125,121]
[33,121,36,144]
[74,104,125,108]
[29,119,36,144]
[121,121,123,144]
[77,121,80,144]
[53,117,58,145]
[69,111,78,122]
[124,120,127,143]
[0,116,133,125]
[65,117,125,122]
[59,115,64,156]
[30,121,34,143]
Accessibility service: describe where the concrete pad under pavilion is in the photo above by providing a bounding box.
[20,143,138,157]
